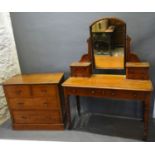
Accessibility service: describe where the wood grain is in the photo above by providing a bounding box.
[3,73,64,130]
[62,74,153,91]
[3,73,64,85]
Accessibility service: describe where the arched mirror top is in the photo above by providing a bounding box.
[90,17,126,71]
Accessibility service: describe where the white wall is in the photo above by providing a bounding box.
[0,13,21,124]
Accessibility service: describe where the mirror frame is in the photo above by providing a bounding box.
[89,17,127,74]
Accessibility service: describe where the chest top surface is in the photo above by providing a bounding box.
[3,73,64,85]
[62,74,153,91]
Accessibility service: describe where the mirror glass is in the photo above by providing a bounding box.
[91,18,125,70]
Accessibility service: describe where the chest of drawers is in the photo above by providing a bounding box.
[3,73,64,130]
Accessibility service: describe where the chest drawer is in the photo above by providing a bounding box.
[8,97,59,110]
[32,85,57,97]
[13,110,61,124]
[4,85,31,98]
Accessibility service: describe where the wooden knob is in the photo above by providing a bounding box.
[22,116,27,119]
[91,90,95,94]
[18,102,24,105]
[111,92,115,96]
[134,94,137,97]
[41,89,47,93]
[72,89,76,93]
[16,90,21,94]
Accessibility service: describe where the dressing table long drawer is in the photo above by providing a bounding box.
[65,87,146,100]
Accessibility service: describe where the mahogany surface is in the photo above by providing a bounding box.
[3,73,64,130]
[62,74,153,140]
[62,17,153,141]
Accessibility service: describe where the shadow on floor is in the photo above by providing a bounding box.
[0,113,154,141]
[72,113,155,142]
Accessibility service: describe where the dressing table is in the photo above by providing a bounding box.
[62,18,153,140]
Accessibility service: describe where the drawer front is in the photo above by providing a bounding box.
[127,73,149,80]
[71,66,91,77]
[13,110,61,124]
[32,85,57,97]
[4,85,31,98]
[65,87,146,100]
[127,68,148,74]
[126,67,149,80]
[9,97,59,110]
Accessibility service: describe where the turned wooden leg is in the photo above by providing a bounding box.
[142,101,145,122]
[64,94,71,129]
[143,95,151,141]
[76,96,81,116]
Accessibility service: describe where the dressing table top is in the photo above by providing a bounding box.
[62,74,153,91]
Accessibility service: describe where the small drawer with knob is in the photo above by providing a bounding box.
[31,85,57,97]
[126,62,149,80]
[4,85,31,98]
[70,62,92,77]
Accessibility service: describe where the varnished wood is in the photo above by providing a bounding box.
[126,62,149,80]
[4,85,31,98]
[3,73,64,130]
[126,62,150,67]
[62,17,153,140]
[64,87,147,101]
[13,124,64,130]
[31,85,57,97]
[70,62,92,77]
[64,94,71,129]
[76,96,81,116]
[63,76,152,140]
[3,73,64,85]
[13,110,61,124]
[70,62,91,67]
[143,94,151,141]
[8,97,59,110]
[62,74,153,140]
[62,74,153,91]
